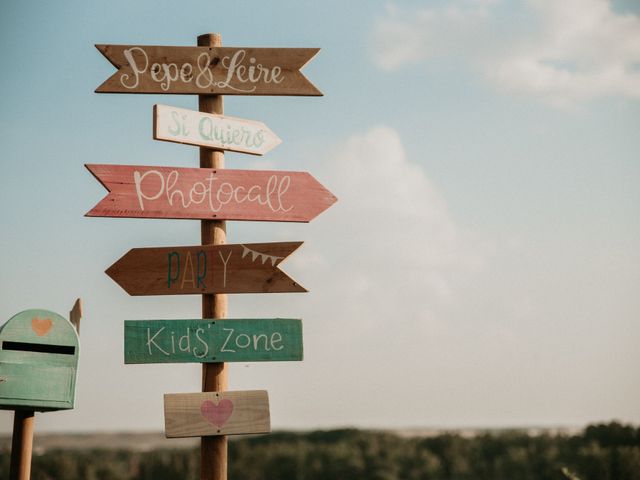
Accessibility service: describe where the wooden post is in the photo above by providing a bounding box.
[70,298,82,333]
[198,32,228,480]
[9,410,34,480]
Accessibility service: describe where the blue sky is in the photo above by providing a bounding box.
[1,0,639,434]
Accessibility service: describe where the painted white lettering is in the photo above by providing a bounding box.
[275,176,293,212]
[219,50,257,93]
[180,63,193,83]
[216,182,234,206]
[252,334,270,351]
[133,169,294,215]
[119,48,285,93]
[221,327,235,353]
[147,327,170,356]
[235,333,251,349]
[271,331,284,351]
[194,327,209,358]
[134,170,165,211]
[165,170,188,208]
[189,181,207,205]
[121,47,148,89]
[178,328,191,352]
[196,52,214,88]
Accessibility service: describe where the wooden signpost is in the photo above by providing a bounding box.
[92,32,329,480]
[86,164,337,222]
[106,242,305,295]
[124,318,303,364]
[154,104,281,155]
[95,45,321,96]
[164,390,270,438]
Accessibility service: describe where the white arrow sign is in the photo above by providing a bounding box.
[153,104,282,156]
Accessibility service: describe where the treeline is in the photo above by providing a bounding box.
[1,422,639,479]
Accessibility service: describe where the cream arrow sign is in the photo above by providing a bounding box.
[153,104,281,155]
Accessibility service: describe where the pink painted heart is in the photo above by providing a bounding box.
[31,317,53,337]
[200,398,234,428]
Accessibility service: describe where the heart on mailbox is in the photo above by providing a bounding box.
[200,398,234,428]
[31,317,53,337]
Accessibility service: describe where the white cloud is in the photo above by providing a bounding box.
[373,1,494,70]
[301,127,483,331]
[372,0,640,106]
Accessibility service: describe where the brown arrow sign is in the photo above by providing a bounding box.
[106,242,306,296]
[85,164,337,222]
[95,45,322,96]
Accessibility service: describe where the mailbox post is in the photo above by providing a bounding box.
[0,307,81,480]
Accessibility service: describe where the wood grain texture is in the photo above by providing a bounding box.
[85,164,337,222]
[106,242,306,296]
[95,45,321,96]
[154,104,281,155]
[124,318,303,364]
[0,364,74,409]
[198,32,228,480]
[9,410,34,480]
[164,390,270,438]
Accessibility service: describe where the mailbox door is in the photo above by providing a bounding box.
[0,362,74,410]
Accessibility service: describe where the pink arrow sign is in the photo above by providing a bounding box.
[85,164,336,223]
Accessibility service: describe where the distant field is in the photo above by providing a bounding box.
[0,425,582,452]
[0,423,638,480]
[0,432,197,452]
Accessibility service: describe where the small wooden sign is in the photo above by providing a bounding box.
[86,164,337,222]
[95,45,321,96]
[153,104,281,155]
[69,298,82,333]
[106,242,306,296]
[164,390,270,438]
[124,318,303,364]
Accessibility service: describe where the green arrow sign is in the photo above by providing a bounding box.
[124,318,302,364]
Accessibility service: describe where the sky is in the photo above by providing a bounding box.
[0,0,639,435]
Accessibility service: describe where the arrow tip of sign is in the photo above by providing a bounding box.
[94,44,120,68]
[306,84,323,97]
[104,264,116,280]
[104,261,124,286]
[94,44,111,57]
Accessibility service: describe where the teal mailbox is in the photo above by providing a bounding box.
[0,309,79,411]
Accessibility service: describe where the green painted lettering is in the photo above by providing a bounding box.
[167,252,180,288]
